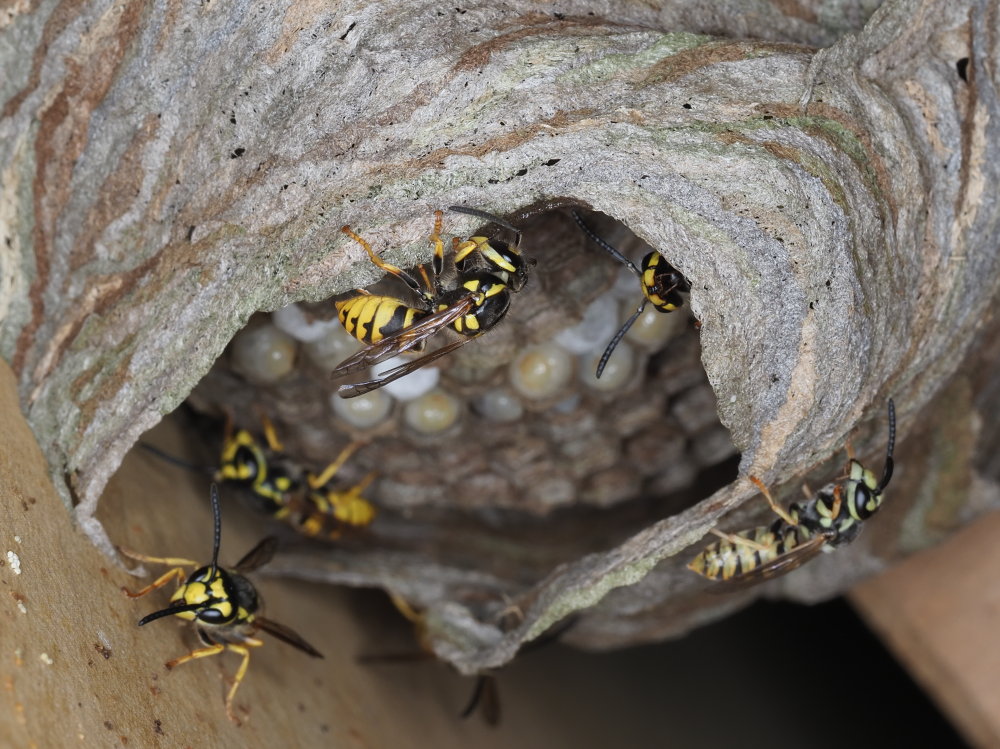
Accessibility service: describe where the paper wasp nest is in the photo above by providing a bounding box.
[4,0,1000,676]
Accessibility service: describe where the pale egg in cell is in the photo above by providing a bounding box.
[553,293,621,355]
[330,388,394,429]
[579,340,636,392]
[508,343,574,400]
[403,390,463,435]
[374,356,440,401]
[230,323,297,384]
[473,388,525,423]
[272,303,343,343]
[623,302,686,349]
[303,323,365,369]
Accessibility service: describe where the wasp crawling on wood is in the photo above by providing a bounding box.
[688,399,896,587]
[572,210,690,378]
[331,206,533,398]
[121,484,323,723]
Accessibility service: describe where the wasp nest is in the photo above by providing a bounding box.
[5,0,999,676]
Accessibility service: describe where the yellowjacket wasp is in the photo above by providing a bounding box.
[121,484,322,723]
[143,413,377,539]
[572,210,690,378]
[688,399,896,587]
[332,207,532,397]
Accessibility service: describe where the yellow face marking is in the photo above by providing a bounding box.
[170,574,233,621]
[480,243,516,273]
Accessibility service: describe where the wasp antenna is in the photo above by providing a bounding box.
[875,398,896,494]
[571,210,641,277]
[209,483,222,576]
[447,206,522,247]
[596,302,646,378]
[139,442,216,475]
[138,601,205,626]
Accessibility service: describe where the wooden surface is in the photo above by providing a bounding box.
[852,513,1000,749]
[4,346,994,747]
[0,358,662,749]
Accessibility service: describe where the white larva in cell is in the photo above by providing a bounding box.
[508,344,574,400]
[330,388,393,429]
[230,323,297,384]
[303,324,364,370]
[403,390,463,435]
[579,341,635,392]
[273,303,343,343]
[553,294,620,355]
[373,356,440,401]
[474,388,524,423]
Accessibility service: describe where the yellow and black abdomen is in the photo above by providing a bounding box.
[335,295,427,344]
[294,489,377,539]
[687,523,813,582]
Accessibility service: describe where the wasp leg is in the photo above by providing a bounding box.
[748,476,798,526]
[307,440,368,489]
[417,265,435,296]
[223,640,263,724]
[428,209,444,296]
[828,484,843,518]
[341,225,434,306]
[709,527,771,553]
[166,643,225,671]
[120,565,191,598]
[259,413,285,453]
[388,591,422,624]
[346,471,377,498]
[494,595,525,629]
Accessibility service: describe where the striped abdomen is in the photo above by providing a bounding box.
[335,295,427,344]
[687,523,814,581]
[293,490,376,539]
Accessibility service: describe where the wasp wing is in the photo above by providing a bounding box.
[233,536,278,573]
[331,296,476,379]
[337,336,474,398]
[708,532,831,593]
[256,616,324,658]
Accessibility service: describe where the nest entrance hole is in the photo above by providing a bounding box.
[128,207,738,588]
